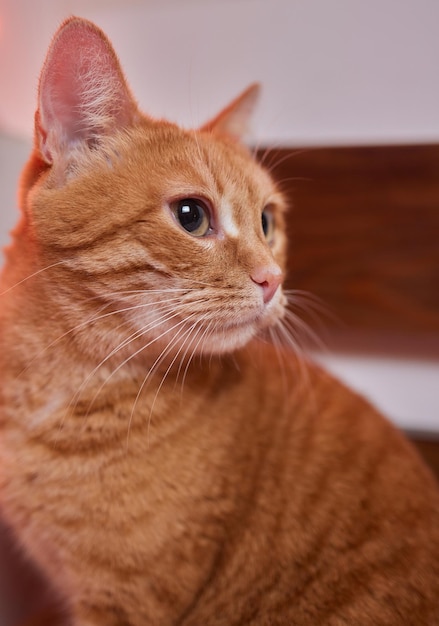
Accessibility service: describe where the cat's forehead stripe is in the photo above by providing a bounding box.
[220,200,240,238]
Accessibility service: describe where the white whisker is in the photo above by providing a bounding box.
[0,260,66,296]
[19,294,190,379]
[178,318,213,394]
[72,307,193,419]
[127,313,201,447]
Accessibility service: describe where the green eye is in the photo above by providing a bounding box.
[172,198,210,237]
[261,207,275,242]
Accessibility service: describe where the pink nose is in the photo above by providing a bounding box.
[251,265,283,304]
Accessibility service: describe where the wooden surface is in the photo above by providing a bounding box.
[412,437,439,479]
[258,145,439,355]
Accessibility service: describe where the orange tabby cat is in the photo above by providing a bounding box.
[0,16,438,626]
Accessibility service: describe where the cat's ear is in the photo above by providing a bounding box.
[200,83,260,142]
[35,16,138,165]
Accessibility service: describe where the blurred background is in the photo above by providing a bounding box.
[2,0,439,144]
[1,0,438,436]
[0,2,438,624]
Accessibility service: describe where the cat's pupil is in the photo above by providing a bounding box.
[261,209,275,243]
[261,211,269,236]
[177,199,207,234]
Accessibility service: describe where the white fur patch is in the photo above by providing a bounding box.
[28,392,66,428]
[220,201,239,238]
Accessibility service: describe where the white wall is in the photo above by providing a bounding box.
[1,0,439,145]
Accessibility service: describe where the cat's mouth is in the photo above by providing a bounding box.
[222,288,285,328]
[187,295,285,355]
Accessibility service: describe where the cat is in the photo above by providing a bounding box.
[0,15,438,626]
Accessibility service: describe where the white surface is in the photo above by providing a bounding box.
[313,352,439,435]
[1,0,439,145]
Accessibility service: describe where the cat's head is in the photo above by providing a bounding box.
[19,17,288,361]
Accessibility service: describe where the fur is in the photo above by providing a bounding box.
[0,16,438,626]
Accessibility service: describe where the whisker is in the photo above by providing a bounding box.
[19,295,190,378]
[58,306,196,441]
[0,260,67,296]
[270,319,311,395]
[178,318,213,393]
[175,319,204,386]
[268,326,289,397]
[127,314,201,447]
[259,147,315,174]
[284,290,341,350]
[146,321,203,429]
[282,309,326,353]
[75,308,194,415]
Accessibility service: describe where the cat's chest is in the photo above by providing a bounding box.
[0,397,242,622]
[0,369,243,525]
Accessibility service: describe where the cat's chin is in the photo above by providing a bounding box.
[194,299,286,356]
[191,310,284,357]
[198,325,257,355]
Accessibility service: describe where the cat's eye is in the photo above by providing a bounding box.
[171,198,211,237]
[261,207,275,243]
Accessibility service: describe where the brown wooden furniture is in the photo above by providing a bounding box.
[257,144,439,474]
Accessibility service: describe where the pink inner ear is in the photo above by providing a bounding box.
[38,18,136,160]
